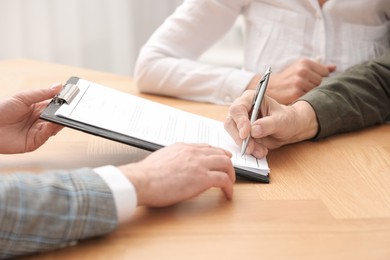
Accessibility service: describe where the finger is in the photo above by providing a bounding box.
[293,60,325,88]
[240,136,268,158]
[26,122,63,152]
[187,143,233,157]
[39,121,64,138]
[247,137,260,155]
[305,59,332,77]
[301,70,323,87]
[203,146,233,157]
[182,143,212,148]
[47,123,64,136]
[224,116,243,146]
[229,109,250,139]
[251,144,269,159]
[235,112,251,139]
[14,84,63,107]
[203,154,235,183]
[207,170,234,200]
[229,90,255,139]
[232,89,256,111]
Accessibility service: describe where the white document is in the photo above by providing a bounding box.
[55,79,269,176]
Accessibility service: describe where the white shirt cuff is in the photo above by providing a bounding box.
[93,165,137,224]
[217,69,255,104]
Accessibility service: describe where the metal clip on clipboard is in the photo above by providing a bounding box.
[53,83,80,105]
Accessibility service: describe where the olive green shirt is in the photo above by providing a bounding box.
[300,51,390,139]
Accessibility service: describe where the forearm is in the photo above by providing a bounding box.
[135,47,253,104]
[134,0,253,104]
[0,169,118,258]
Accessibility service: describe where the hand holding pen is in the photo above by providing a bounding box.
[240,66,272,157]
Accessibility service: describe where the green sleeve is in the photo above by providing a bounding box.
[299,51,390,139]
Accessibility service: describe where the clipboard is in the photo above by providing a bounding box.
[40,77,270,183]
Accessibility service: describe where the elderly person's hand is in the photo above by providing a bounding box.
[224,90,319,158]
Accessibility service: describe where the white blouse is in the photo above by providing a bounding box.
[134,0,390,104]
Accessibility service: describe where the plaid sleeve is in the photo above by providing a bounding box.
[0,168,118,259]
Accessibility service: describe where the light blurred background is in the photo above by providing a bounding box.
[0,0,243,76]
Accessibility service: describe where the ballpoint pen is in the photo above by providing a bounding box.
[240,66,272,157]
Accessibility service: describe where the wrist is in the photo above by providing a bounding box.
[289,101,319,141]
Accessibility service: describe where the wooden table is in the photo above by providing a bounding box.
[1,59,390,260]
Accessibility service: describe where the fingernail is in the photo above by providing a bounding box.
[50,82,62,89]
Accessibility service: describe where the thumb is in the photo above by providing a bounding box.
[250,116,278,139]
[14,83,63,106]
